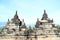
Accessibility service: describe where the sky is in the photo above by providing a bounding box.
[0,0,60,25]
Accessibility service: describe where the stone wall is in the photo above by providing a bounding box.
[0,36,60,40]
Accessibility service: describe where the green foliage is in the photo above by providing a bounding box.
[0,26,7,33]
[55,25,60,29]
[28,26,34,33]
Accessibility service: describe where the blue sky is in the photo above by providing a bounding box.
[0,0,60,25]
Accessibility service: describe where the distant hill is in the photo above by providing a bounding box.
[0,22,6,28]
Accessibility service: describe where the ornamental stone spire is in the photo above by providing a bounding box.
[11,11,21,26]
[21,19,26,28]
[35,18,40,28]
[14,11,19,19]
[41,10,48,20]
